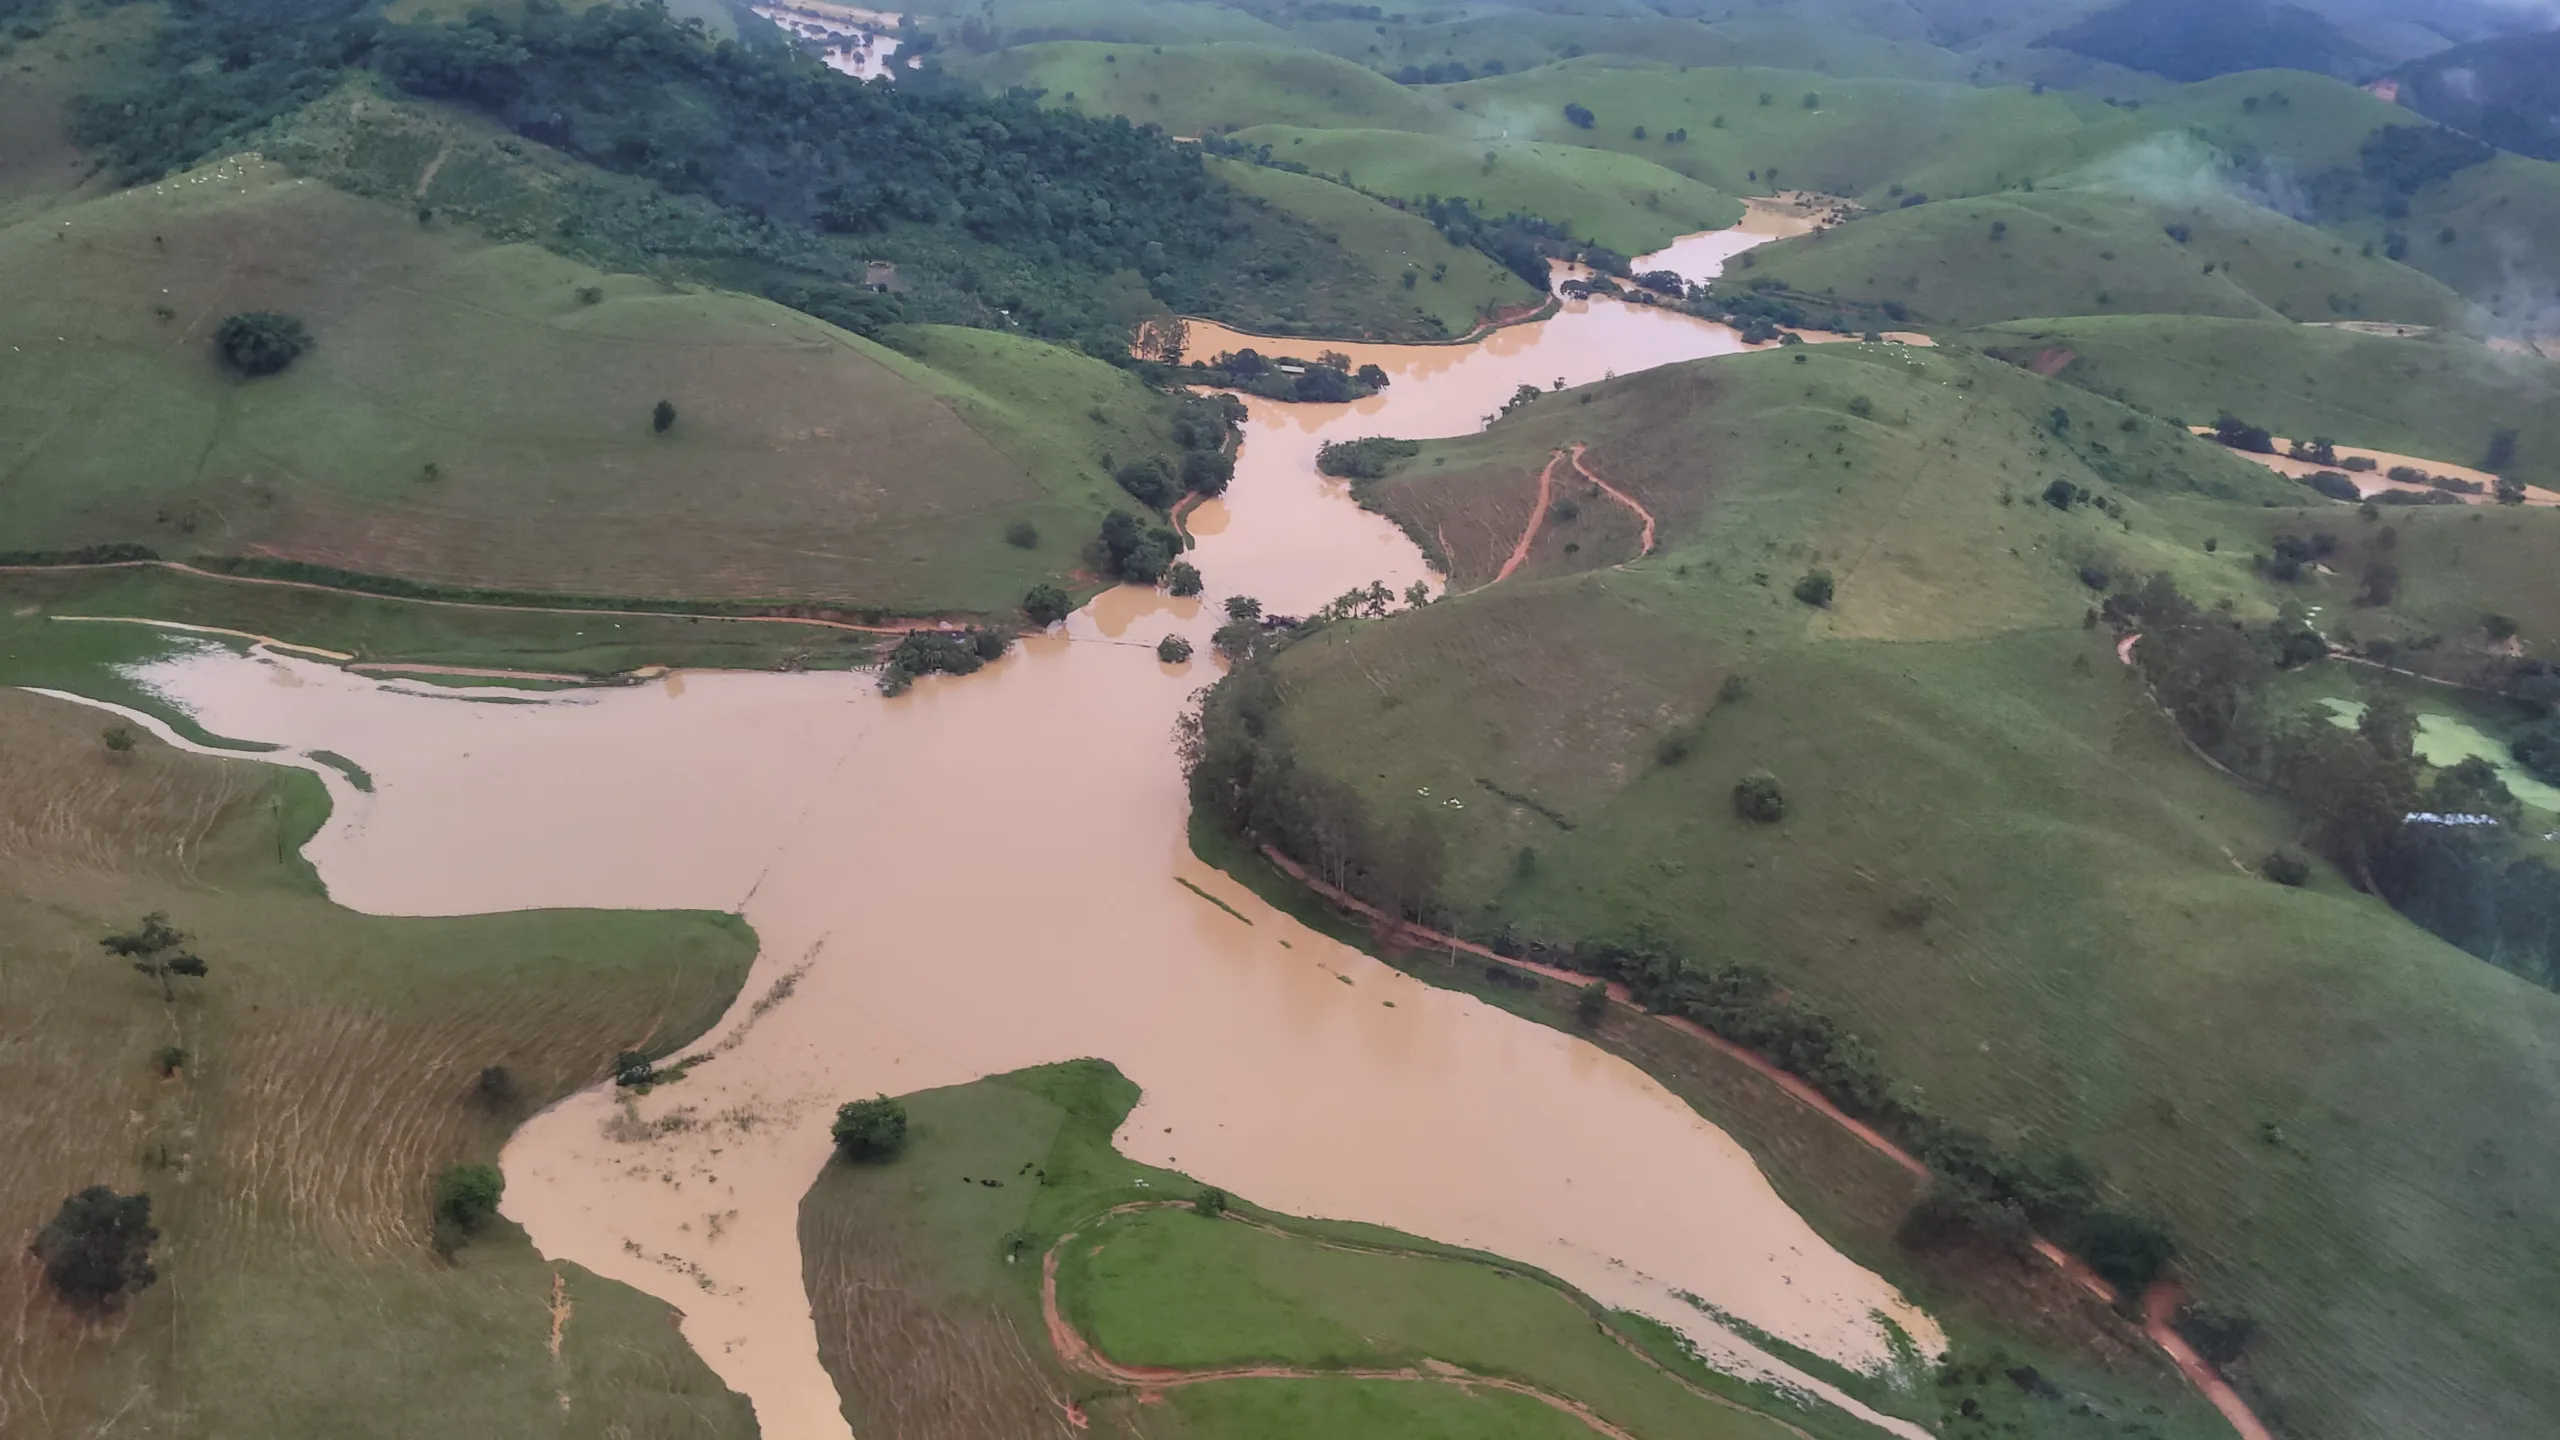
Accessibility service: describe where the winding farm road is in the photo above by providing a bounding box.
[1486,445,1660,590]
[1254,847,2276,1440]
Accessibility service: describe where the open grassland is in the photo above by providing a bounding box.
[0,151,1187,614]
[957,41,1452,135]
[1060,1205,1812,1440]
[0,683,758,1438]
[1734,187,2475,329]
[802,1060,1918,1440]
[1229,125,1743,256]
[1441,62,2091,201]
[1253,345,2560,1440]
[1206,159,1540,336]
[1964,316,2560,487]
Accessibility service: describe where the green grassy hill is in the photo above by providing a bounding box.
[0,667,757,1436]
[1733,185,2476,328]
[1206,158,1541,335]
[1230,125,1744,255]
[1963,315,2560,485]
[955,40,1453,134]
[0,153,1191,614]
[1442,61,2092,199]
[1222,344,2560,1440]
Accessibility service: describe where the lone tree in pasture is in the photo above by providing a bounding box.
[431,1163,505,1256]
[652,399,678,434]
[32,1187,159,1312]
[474,1065,520,1113]
[212,312,311,377]
[832,1094,909,1161]
[101,725,137,754]
[1733,771,1786,823]
[100,912,206,1001]
[1792,568,1835,607]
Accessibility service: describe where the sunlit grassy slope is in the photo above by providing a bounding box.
[1733,185,2476,328]
[0,154,1183,613]
[1229,125,1744,255]
[0,674,757,1437]
[1258,342,2560,1440]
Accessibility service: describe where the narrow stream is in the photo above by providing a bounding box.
[91,218,1945,1440]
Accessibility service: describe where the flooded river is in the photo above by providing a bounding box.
[93,223,1945,1440]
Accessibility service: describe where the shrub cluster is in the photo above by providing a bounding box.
[878,627,1010,695]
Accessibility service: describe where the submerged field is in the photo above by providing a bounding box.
[0,675,757,1436]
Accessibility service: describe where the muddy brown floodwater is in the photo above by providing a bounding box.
[86,226,1947,1440]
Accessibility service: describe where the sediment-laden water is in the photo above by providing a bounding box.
[86,220,1946,1440]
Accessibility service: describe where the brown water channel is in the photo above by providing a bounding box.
[77,226,1946,1440]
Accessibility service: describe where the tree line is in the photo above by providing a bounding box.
[2115,573,2560,991]
[68,0,1357,355]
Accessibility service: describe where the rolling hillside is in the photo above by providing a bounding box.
[0,152,1190,613]
[1228,125,1746,256]
[1208,342,2560,1440]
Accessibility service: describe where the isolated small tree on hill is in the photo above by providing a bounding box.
[212,312,310,377]
[1733,772,1786,823]
[652,399,678,434]
[32,1187,158,1312]
[101,726,137,754]
[100,912,206,1001]
[832,1094,908,1161]
[1004,520,1040,549]
[1792,568,1834,607]
[1562,102,1595,129]
[1193,1186,1228,1217]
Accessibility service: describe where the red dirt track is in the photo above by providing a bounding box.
[1253,847,2276,1440]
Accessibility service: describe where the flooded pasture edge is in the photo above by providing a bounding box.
[73,221,1950,1440]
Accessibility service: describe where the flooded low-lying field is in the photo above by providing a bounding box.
[87,225,1948,1440]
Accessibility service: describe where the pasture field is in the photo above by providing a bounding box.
[1732,187,2475,329]
[1964,315,2560,487]
[800,1059,1934,1440]
[1229,125,1743,256]
[0,153,1182,614]
[1253,344,2560,1440]
[1206,158,1541,337]
[1060,1205,1816,1440]
[955,40,1453,135]
[1440,62,2094,201]
[0,682,760,1438]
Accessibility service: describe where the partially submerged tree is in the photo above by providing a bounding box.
[100,912,207,1001]
[432,1163,505,1256]
[832,1094,909,1161]
[32,1187,158,1312]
